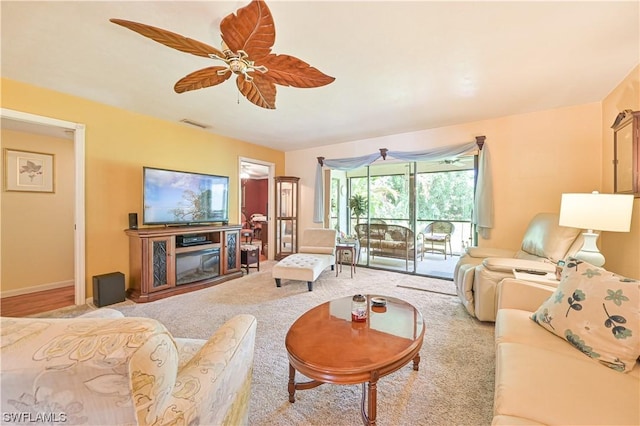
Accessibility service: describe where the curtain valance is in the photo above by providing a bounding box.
[321,152,383,170]
[388,141,478,162]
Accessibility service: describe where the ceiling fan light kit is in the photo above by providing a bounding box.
[110,0,334,109]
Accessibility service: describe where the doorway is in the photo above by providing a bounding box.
[0,108,86,306]
[239,158,274,259]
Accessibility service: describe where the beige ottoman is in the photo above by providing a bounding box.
[272,253,334,291]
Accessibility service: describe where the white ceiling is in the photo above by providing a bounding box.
[241,161,270,179]
[2,1,638,152]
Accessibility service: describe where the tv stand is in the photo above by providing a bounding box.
[125,224,242,303]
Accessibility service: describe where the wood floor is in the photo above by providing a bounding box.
[1,286,75,317]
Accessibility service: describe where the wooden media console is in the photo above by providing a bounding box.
[125,224,242,302]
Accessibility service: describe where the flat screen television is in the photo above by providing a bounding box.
[143,166,229,226]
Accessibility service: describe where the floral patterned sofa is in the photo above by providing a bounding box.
[1,309,257,425]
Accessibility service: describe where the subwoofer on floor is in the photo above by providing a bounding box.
[92,272,126,307]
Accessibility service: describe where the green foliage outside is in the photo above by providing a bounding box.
[349,170,474,225]
[349,194,367,224]
[417,171,475,221]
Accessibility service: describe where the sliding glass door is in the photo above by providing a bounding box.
[349,162,418,273]
[334,156,475,278]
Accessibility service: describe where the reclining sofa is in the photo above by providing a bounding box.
[1,309,257,425]
[453,212,583,321]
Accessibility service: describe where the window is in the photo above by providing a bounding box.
[416,170,475,222]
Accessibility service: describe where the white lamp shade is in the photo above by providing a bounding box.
[559,192,634,232]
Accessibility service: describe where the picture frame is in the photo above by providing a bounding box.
[4,148,55,193]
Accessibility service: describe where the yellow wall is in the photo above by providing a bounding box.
[600,65,640,279]
[287,102,602,254]
[1,130,75,292]
[1,78,285,298]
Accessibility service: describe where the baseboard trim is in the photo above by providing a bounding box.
[1,280,74,298]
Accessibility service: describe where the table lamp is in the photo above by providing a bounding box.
[559,191,634,267]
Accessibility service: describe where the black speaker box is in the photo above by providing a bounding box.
[128,213,138,229]
[93,272,126,307]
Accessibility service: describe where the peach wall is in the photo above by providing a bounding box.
[287,103,602,256]
[1,130,75,292]
[600,65,639,279]
[1,78,285,298]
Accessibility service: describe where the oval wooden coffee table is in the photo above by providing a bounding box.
[285,295,424,425]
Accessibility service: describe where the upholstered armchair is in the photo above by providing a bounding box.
[1,309,257,425]
[272,228,337,291]
[453,212,583,321]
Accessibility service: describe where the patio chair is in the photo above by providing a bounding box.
[421,221,454,259]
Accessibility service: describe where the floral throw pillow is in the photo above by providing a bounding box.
[531,258,640,373]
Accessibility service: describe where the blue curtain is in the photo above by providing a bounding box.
[472,144,494,238]
[323,152,383,170]
[387,141,477,162]
[312,163,324,223]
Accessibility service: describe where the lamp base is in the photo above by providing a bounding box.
[574,232,605,267]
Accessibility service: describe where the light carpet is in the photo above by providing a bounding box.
[40,261,496,425]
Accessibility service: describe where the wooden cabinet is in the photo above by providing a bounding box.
[126,224,242,302]
[223,229,241,274]
[146,235,174,292]
[275,176,299,260]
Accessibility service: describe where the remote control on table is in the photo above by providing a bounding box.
[514,269,548,275]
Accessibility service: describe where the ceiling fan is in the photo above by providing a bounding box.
[440,159,463,165]
[110,0,335,109]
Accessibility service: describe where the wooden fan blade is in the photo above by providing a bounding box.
[174,67,231,93]
[259,54,335,88]
[220,0,274,60]
[236,74,276,109]
[110,18,224,58]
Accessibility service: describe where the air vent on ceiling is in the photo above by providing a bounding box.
[179,119,210,129]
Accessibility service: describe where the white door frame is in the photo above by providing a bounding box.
[1,108,86,305]
[238,157,275,260]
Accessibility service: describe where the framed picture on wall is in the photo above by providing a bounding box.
[3,148,55,193]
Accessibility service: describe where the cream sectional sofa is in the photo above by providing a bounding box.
[494,277,639,425]
[1,309,257,425]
